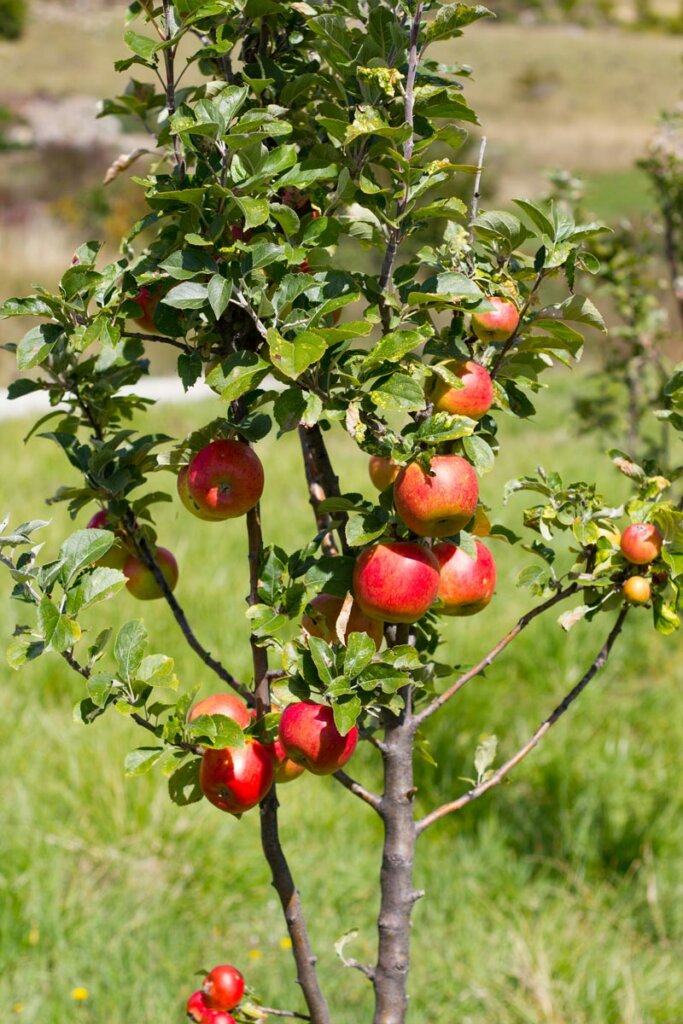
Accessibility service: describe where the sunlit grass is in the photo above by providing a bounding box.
[1,369,681,1023]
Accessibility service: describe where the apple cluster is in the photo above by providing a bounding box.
[619,522,665,606]
[186,964,245,1023]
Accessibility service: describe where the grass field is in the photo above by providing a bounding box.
[1,370,682,1024]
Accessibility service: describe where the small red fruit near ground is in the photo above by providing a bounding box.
[266,737,306,783]
[202,964,245,1012]
[471,297,520,343]
[200,739,274,814]
[278,701,358,775]
[620,523,663,565]
[622,576,652,605]
[302,593,384,648]
[123,546,179,600]
[187,440,264,520]
[353,541,440,624]
[393,455,479,537]
[432,541,497,616]
[428,360,494,420]
[188,693,252,730]
[368,455,399,492]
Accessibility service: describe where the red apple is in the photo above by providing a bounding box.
[202,965,245,1012]
[432,540,496,616]
[123,546,179,600]
[266,737,306,784]
[187,440,264,520]
[302,593,384,648]
[177,466,224,521]
[199,738,274,814]
[622,576,651,605]
[187,990,210,1022]
[86,509,128,569]
[132,285,162,333]
[278,702,358,775]
[368,455,399,492]
[188,693,252,730]
[393,455,479,537]
[353,541,440,624]
[203,1012,236,1024]
[471,297,520,343]
[620,523,663,565]
[428,360,494,420]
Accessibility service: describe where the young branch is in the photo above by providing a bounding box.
[256,1010,312,1021]
[333,769,383,813]
[468,135,487,244]
[490,268,545,379]
[415,606,629,835]
[161,0,185,176]
[414,580,580,726]
[297,424,346,557]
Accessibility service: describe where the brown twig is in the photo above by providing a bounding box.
[416,606,629,834]
[333,769,382,813]
[468,135,487,244]
[297,424,345,557]
[255,1010,312,1021]
[414,581,580,726]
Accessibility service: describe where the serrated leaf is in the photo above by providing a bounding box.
[37,597,81,653]
[162,282,209,310]
[125,747,164,776]
[206,350,270,402]
[75,567,127,610]
[462,435,495,475]
[474,734,497,781]
[207,275,232,319]
[332,696,362,736]
[123,29,159,63]
[344,631,376,678]
[308,636,334,685]
[115,620,148,682]
[136,653,177,688]
[168,757,204,805]
[558,604,591,632]
[234,196,270,229]
[363,328,426,369]
[59,530,115,588]
[267,327,326,379]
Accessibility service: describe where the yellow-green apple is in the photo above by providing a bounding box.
[353,540,440,623]
[123,546,179,600]
[177,465,224,521]
[368,455,400,492]
[302,593,384,648]
[187,440,264,520]
[202,965,245,1012]
[86,509,128,569]
[188,692,252,730]
[266,737,306,784]
[428,360,494,420]
[432,540,496,616]
[393,455,479,537]
[622,576,651,605]
[131,285,162,333]
[199,738,274,814]
[278,701,358,775]
[620,523,663,565]
[471,297,519,342]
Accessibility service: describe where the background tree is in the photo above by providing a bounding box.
[1,2,682,1023]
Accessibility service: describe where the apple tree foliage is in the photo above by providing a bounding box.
[1,1,682,1022]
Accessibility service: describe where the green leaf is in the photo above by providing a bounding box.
[162,282,209,310]
[344,632,376,679]
[187,714,244,749]
[363,328,426,369]
[115,620,149,682]
[332,697,362,736]
[474,734,497,781]
[207,275,232,319]
[168,757,204,805]
[652,594,680,636]
[307,637,334,685]
[234,196,270,229]
[137,654,178,688]
[37,597,81,653]
[370,373,426,413]
[73,567,127,610]
[59,530,115,588]
[345,510,390,547]
[178,351,203,391]
[462,435,495,475]
[246,603,287,636]
[123,30,159,63]
[424,3,492,43]
[414,411,477,445]
[274,388,322,433]
[0,296,55,318]
[125,747,164,776]
[206,350,270,402]
[17,324,62,370]
[267,328,326,379]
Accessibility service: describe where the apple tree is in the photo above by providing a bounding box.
[1,2,682,1023]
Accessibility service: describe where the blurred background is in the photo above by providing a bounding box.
[1,3,682,1023]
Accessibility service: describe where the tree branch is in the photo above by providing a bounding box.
[332,769,383,813]
[468,135,487,244]
[161,0,185,176]
[414,581,580,726]
[297,424,346,557]
[490,268,545,379]
[416,606,629,834]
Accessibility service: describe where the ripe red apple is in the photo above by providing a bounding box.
[187,990,210,1022]
[123,546,179,600]
[203,1012,236,1024]
[202,965,245,1012]
[86,509,129,569]
[428,360,494,420]
[177,466,224,521]
[266,737,306,784]
[471,297,520,343]
[622,576,651,605]
[368,455,399,492]
[132,285,162,333]
[199,739,274,814]
[393,455,479,537]
[187,440,264,520]
[432,540,496,616]
[278,702,358,775]
[353,541,440,624]
[620,523,663,565]
[188,693,252,730]
[302,593,384,648]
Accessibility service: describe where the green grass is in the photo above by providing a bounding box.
[1,372,682,1023]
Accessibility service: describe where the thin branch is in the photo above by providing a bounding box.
[232,288,270,340]
[416,606,629,834]
[247,503,269,716]
[125,516,252,704]
[332,769,383,813]
[297,424,346,557]
[468,135,487,244]
[124,331,192,352]
[490,268,545,379]
[414,581,579,726]
[161,0,185,175]
[255,1010,312,1021]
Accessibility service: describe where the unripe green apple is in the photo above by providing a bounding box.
[353,541,440,624]
[428,360,494,420]
[393,455,479,537]
[471,297,519,342]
